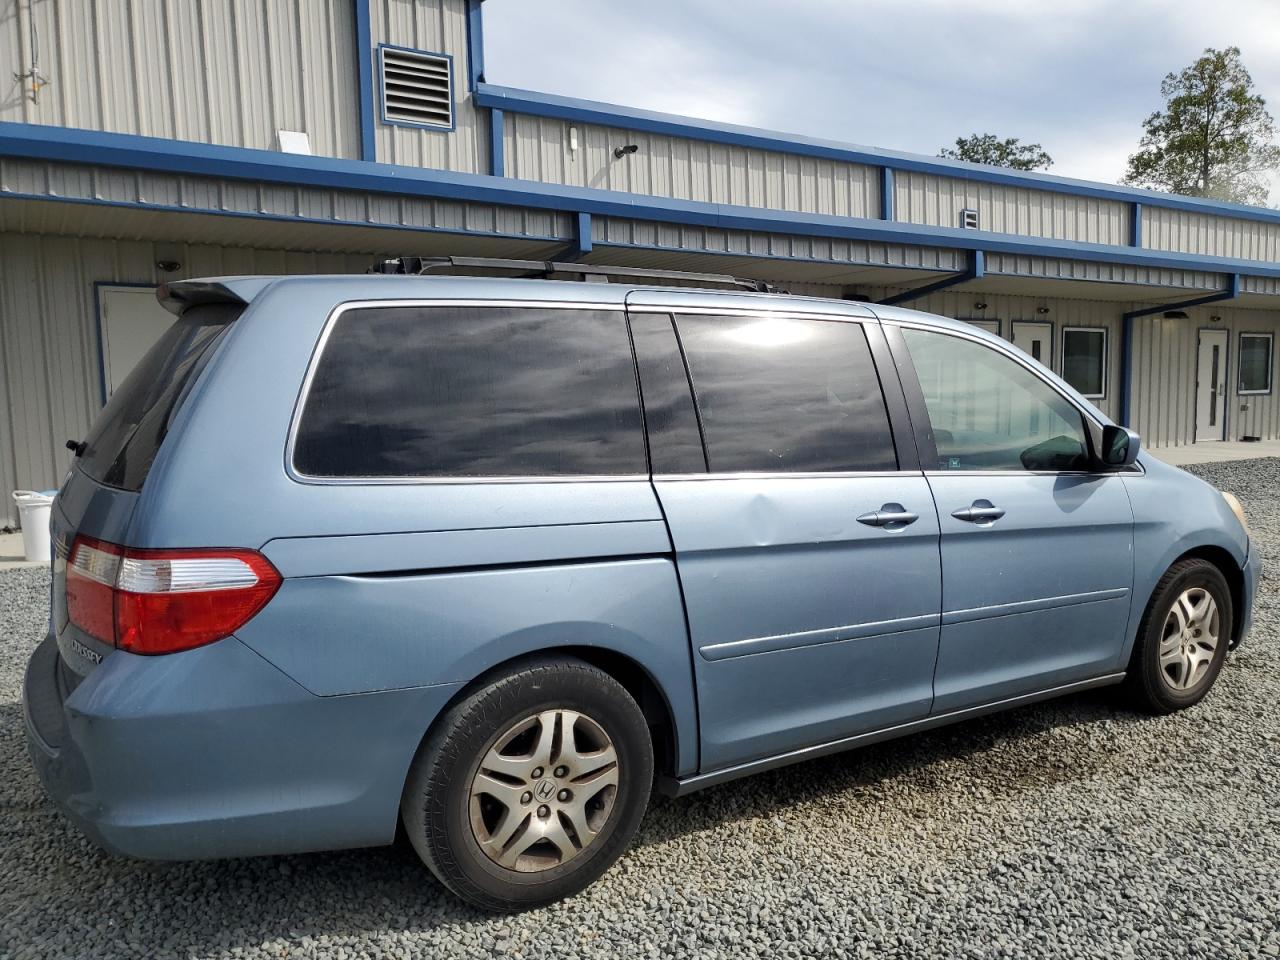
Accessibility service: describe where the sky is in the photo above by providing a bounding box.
[483,0,1280,204]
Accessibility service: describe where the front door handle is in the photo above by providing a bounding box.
[857,503,919,529]
[951,500,1005,524]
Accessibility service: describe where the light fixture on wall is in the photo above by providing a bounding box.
[613,144,639,159]
[973,301,989,311]
[156,260,182,273]
[1163,310,1189,320]
[1209,315,1223,323]
[1036,306,1050,315]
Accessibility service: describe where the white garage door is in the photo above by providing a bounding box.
[97,286,174,400]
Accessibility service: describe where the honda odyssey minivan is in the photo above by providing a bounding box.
[24,259,1257,911]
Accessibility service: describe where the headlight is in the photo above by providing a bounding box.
[1222,491,1250,537]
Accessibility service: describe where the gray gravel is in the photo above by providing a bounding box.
[3,458,1279,959]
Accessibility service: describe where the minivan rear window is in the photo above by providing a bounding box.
[79,303,240,491]
[292,306,646,479]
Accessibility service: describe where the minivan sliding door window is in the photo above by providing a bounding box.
[292,306,645,478]
[674,315,897,473]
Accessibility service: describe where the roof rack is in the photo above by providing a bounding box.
[366,255,779,293]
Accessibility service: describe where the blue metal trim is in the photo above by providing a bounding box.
[376,44,457,133]
[879,167,894,221]
[879,250,984,306]
[92,281,160,406]
[475,83,1280,227]
[489,107,504,176]
[1130,202,1143,248]
[6,123,1280,280]
[353,0,375,162]
[575,211,593,257]
[1118,274,1241,427]
[466,0,485,90]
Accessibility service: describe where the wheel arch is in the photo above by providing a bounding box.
[1170,544,1246,648]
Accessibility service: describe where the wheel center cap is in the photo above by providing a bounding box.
[534,779,557,802]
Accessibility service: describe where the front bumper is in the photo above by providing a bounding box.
[1234,542,1260,649]
[24,632,462,861]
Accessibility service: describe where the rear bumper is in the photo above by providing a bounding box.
[1235,543,1260,649]
[23,631,462,861]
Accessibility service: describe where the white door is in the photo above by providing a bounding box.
[1011,321,1052,368]
[98,286,173,399]
[1195,329,1229,442]
[965,318,1001,337]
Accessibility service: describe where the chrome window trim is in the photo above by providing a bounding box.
[654,470,920,482]
[626,303,875,323]
[285,298,640,486]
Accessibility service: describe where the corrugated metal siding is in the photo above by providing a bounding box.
[984,253,1223,291]
[1129,306,1280,448]
[370,0,488,173]
[505,115,881,218]
[1143,207,1280,263]
[0,232,382,527]
[0,159,574,243]
[595,216,963,272]
[1,0,361,159]
[893,171,1129,245]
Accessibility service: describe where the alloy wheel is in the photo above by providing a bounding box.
[1158,587,1220,692]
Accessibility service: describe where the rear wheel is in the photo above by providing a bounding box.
[400,656,652,911]
[1125,558,1232,713]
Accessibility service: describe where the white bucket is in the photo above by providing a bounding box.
[12,490,55,563]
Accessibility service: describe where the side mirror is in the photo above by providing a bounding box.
[1100,425,1141,469]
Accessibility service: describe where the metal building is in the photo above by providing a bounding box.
[3,0,1280,526]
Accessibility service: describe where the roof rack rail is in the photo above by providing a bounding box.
[366,255,779,293]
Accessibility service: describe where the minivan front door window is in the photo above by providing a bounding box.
[902,327,1089,472]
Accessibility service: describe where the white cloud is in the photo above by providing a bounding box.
[483,0,1280,204]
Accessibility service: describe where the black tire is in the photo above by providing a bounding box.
[1124,558,1233,714]
[400,656,653,912]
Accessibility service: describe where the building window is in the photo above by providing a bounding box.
[378,45,454,130]
[1238,333,1274,395]
[1060,327,1107,400]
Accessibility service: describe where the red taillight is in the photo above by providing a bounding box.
[66,536,281,655]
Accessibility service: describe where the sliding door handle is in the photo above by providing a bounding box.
[857,503,919,529]
[951,500,1005,524]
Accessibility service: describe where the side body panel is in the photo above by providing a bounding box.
[926,472,1134,711]
[656,476,942,769]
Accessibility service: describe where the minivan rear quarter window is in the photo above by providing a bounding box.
[675,314,897,473]
[293,306,646,478]
[79,303,240,491]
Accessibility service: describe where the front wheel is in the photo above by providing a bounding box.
[1124,558,1232,714]
[400,656,653,911]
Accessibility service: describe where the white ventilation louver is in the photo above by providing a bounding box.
[960,207,979,229]
[380,48,453,129]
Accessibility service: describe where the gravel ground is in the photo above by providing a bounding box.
[2,459,1279,959]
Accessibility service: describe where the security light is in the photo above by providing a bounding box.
[1163,310,1189,319]
[613,144,639,159]
[974,302,988,311]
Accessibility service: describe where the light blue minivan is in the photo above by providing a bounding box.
[24,260,1257,911]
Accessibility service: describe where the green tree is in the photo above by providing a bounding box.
[1124,46,1280,205]
[939,134,1053,171]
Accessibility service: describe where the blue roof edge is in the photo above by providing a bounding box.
[475,82,1280,227]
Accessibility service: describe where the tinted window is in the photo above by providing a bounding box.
[79,303,239,491]
[629,314,706,474]
[1239,333,1273,393]
[1061,328,1107,398]
[902,327,1090,472]
[675,315,897,473]
[294,306,645,478]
